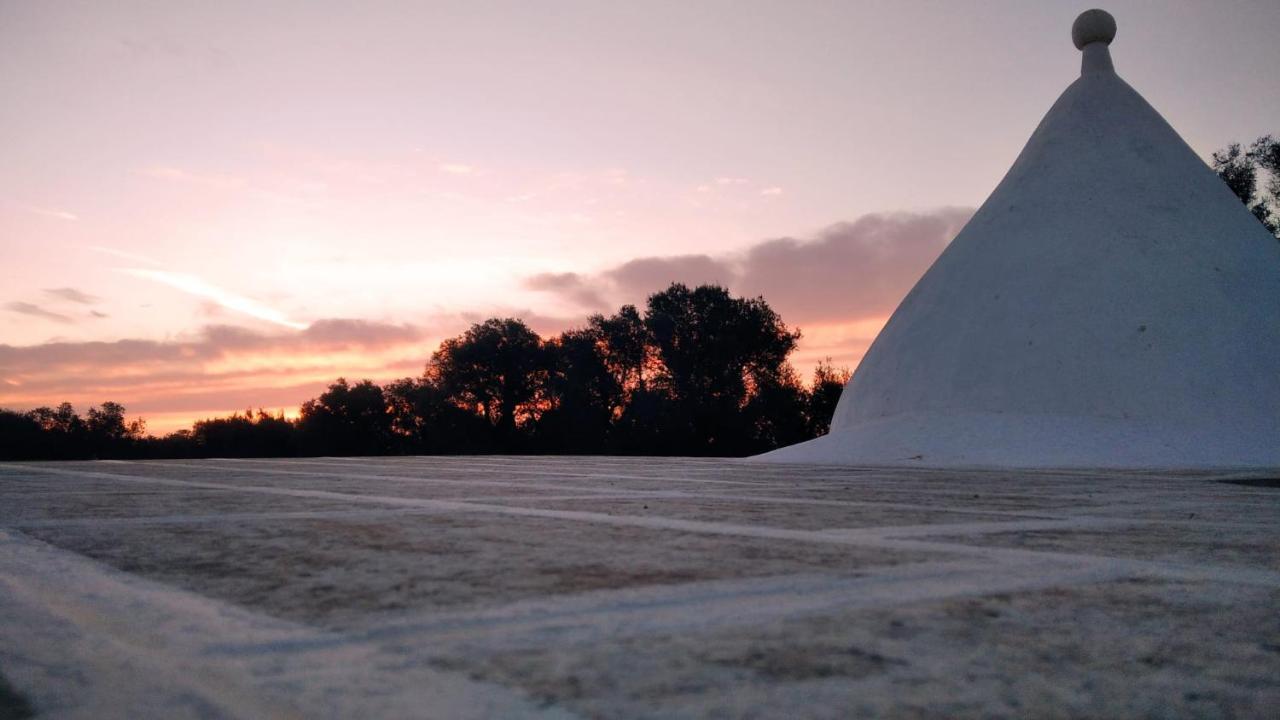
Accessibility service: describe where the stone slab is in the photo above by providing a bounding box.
[1,457,1277,718]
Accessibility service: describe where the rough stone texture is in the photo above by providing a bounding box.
[1,457,1278,718]
[23,515,922,630]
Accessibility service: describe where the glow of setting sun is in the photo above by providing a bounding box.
[2,2,1276,431]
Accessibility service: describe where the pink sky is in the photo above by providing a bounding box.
[2,1,1278,433]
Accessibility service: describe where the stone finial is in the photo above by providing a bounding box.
[1072,9,1117,50]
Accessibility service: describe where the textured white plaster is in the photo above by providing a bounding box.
[762,13,1280,469]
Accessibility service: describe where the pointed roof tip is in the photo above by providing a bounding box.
[1072,9,1117,50]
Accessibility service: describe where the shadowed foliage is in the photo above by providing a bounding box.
[805,361,852,437]
[643,284,801,454]
[298,379,393,456]
[428,318,550,442]
[1213,135,1280,238]
[192,410,296,458]
[0,401,146,460]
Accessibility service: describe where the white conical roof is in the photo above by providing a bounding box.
[762,10,1280,469]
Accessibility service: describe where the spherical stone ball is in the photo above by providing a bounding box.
[1072,9,1117,50]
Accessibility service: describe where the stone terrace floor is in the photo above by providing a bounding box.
[1,457,1278,719]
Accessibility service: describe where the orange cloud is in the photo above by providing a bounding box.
[2,210,974,432]
[0,319,431,434]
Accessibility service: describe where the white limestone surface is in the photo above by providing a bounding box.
[1,457,1279,718]
[761,11,1280,469]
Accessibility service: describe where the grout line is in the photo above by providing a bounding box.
[0,529,574,719]
[13,461,1076,520]
[4,507,449,529]
[201,457,773,487]
[219,558,1107,655]
[5,462,1278,590]
[110,460,674,495]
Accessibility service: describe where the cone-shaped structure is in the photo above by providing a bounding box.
[760,10,1280,469]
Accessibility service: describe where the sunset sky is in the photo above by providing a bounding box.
[2,1,1278,433]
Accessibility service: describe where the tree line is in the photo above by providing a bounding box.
[0,283,851,461]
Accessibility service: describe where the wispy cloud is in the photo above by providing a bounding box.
[138,166,245,190]
[123,269,307,330]
[438,163,476,175]
[715,177,748,185]
[4,302,75,324]
[760,186,784,196]
[25,206,78,221]
[44,287,100,304]
[83,244,164,267]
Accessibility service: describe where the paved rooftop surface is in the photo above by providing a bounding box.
[1,457,1278,718]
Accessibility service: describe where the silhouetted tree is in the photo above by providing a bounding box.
[0,402,148,459]
[1214,143,1257,204]
[429,318,549,443]
[610,386,680,453]
[741,366,810,453]
[85,401,145,457]
[1249,135,1280,236]
[589,304,650,399]
[643,283,801,454]
[806,361,852,437]
[1213,135,1280,238]
[0,409,47,460]
[193,409,296,457]
[150,429,199,458]
[30,402,84,436]
[298,378,392,456]
[582,304,667,452]
[535,327,621,451]
[384,376,491,453]
[26,402,88,457]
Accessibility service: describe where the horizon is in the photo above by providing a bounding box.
[3,1,1279,434]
